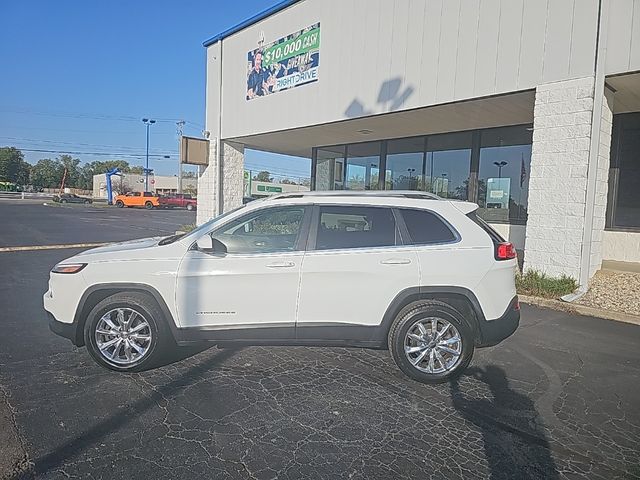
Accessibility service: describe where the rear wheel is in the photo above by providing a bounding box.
[115,200,124,208]
[186,203,194,211]
[145,201,154,210]
[84,200,91,204]
[84,292,172,372]
[60,199,67,204]
[388,300,474,384]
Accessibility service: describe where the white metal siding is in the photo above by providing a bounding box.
[214,0,602,140]
[606,0,640,74]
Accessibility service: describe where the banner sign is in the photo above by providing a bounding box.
[246,23,320,100]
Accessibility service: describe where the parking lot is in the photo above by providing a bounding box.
[0,199,639,480]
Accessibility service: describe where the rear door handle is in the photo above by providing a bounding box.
[380,258,412,265]
[266,261,296,268]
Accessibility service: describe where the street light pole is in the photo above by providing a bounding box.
[176,120,185,194]
[494,161,507,179]
[142,118,156,191]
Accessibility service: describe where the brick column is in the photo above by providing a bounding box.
[220,142,245,213]
[523,77,614,280]
[196,139,219,225]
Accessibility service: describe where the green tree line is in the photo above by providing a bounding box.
[0,147,143,190]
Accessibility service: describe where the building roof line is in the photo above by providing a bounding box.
[202,0,302,47]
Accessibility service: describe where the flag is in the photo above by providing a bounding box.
[520,154,527,188]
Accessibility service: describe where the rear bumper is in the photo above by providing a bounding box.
[476,296,520,347]
[47,312,80,346]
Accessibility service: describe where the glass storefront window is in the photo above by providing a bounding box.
[315,146,345,190]
[477,126,532,224]
[426,132,472,200]
[386,137,426,191]
[345,142,381,190]
[611,114,640,228]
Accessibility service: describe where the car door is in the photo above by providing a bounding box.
[296,204,420,339]
[175,205,311,338]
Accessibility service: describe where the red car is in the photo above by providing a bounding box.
[158,194,197,211]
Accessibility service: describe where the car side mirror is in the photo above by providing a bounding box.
[195,235,227,254]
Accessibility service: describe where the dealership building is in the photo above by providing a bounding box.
[197,0,640,288]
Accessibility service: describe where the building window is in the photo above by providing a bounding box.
[426,131,472,200]
[609,113,640,229]
[345,142,381,190]
[477,126,532,224]
[315,146,345,190]
[312,124,532,225]
[386,137,426,191]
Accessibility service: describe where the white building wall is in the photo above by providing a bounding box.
[524,76,596,279]
[606,0,640,75]
[221,142,245,213]
[215,0,602,141]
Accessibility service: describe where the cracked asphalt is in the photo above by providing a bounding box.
[1,200,639,479]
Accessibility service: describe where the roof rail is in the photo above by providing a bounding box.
[269,190,443,201]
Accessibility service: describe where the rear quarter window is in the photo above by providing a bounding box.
[399,208,458,245]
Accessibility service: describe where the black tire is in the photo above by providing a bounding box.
[388,300,474,384]
[84,292,173,372]
[186,203,194,211]
[84,200,91,204]
[60,199,67,204]
[115,200,124,208]
[145,201,154,210]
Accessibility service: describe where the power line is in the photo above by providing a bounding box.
[17,148,177,160]
[0,136,173,154]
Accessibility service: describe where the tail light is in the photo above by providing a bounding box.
[496,242,517,260]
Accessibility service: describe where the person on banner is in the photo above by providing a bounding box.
[247,51,274,99]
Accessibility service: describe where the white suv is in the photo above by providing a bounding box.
[44,192,520,383]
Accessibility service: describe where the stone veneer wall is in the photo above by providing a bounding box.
[524,76,601,279]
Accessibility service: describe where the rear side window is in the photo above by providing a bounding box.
[315,206,399,250]
[399,208,457,245]
[466,211,505,243]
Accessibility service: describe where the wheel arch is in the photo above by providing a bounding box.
[72,283,178,346]
[381,286,485,345]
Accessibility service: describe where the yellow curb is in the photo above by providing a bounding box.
[0,243,108,253]
[519,294,640,326]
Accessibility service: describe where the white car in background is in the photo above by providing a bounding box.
[44,191,520,384]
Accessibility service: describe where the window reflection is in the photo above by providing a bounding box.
[386,138,426,191]
[346,142,381,190]
[477,126,532,224]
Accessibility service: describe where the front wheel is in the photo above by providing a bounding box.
[145,201,154,210]
[186,203,194,211]
[60,199,67,204]
[84,292,172,372]
[84,200,91,204]
[115,200,124,208]
[388,300,474,384]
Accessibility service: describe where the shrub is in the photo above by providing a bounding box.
[516,270,578,299]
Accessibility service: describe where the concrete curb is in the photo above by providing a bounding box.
[519,294,640,326]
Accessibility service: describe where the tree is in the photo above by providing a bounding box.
[58,155,81,188]
[0,147,30,185]
[30,158,65,189]
[280,178,297,185]
[253,171,272,182]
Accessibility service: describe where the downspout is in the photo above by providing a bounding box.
[217,39,224,217]
[562,0,609,302]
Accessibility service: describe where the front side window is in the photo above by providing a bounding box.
[314,206,398,250]
[212,206,306,254]
[399,208,457,245]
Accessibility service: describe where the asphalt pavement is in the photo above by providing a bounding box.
[0,199,639,479]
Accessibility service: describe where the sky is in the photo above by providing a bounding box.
[0,0,311,181]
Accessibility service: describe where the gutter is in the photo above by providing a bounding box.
[562,0,610,302]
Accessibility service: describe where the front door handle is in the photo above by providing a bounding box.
[266,261,295,268]
[380,258,412,265]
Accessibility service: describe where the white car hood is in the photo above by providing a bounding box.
[76,237,164,258]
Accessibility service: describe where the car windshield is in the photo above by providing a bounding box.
[158,204,247,246]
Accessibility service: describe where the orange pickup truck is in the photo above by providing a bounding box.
[114,192,160,209]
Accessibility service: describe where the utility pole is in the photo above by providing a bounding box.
[176,120,185,194]
[142,118,156,191]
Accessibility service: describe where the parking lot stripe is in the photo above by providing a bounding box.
[0,243,108,253]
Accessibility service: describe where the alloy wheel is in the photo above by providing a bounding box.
[404,317,462,374]
[95,308,152,365]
